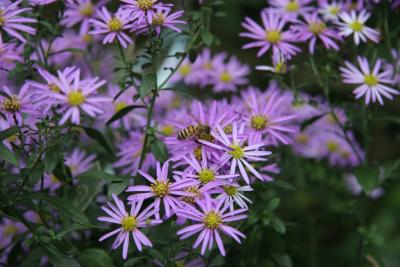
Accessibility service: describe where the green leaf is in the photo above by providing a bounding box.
[108,180,129,198]
[40,243,81,267]
[150,138,169,162]
[354,166,380,194]
[271,253,292,267]
[76,170,127,182]
[79,249,114,267]
[201,29,213,46]
[106,105,145,126]
[268,198,280,210]
[83,127,114,156]
[139,73,156,98]
[0,143,18,166]
[16,193,89,225]
[124,257,145,267]
[271,217,286,234]
[0,126,19,141]
[71,175,102,212]
[44,146,61,172]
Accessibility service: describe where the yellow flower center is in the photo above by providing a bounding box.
[137,0,154,11]
[3,95,21,112]
[265,30,282,44]
[79,3,94,17]
[152,13,165,26]
[82,34,93,42]
[114,101,127,113]
[204,62,213,69]
[121,216,137,231]
[203,211,222,229]
[309,22,326,35]
[194,146,203,161]
[326,141,339,152]
[4,224,18,237]
[230,144,244,159]
[251,115,268,130]
[286,1,299,12]
[296,133,309,144]
[198,169,215,184]
[182,186,200,205]
[224,124,233,134]
[108,17,123,32]
[328,6,340,16]
[161,125,174,136]
[67,91,85,106]
[179,64,192,76]
[50,175,60,184]
[48,83,61,93]
[341,150,351,159]
[275,62,287,74]
[223,185,237,196]
[350,21,363,32]
[364,74,378,87]
[151,181,170,197]
[0,12,5,27]
[220,71,232,83]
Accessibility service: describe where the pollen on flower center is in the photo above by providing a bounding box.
[286,1,299,12]
[137,0,154,11]
[364,74,378,87]
[275,62,287,74]
[182,186,200,204]
[115,101,127,113]
[220,71,232,83]
[152,13,165,26]
[79,3,94,17]
[309,22,326,35]
[328,6,340,15]
[0,14,5,27]
[224,124,233,134]
[3,95,21,112]
[108,17,123,32]
[265,30,282,44]
[194,146,203,161]
[4,224,18,237]
[251,115,268,130]
[198,168,215,184]
[151,181,170,197]
[161,125,174,136]
[350,21,363,32]
[67,91,85,106]
[121,216,137,231]
[230,144,244,159]
[203,211,222,229]
[296,133,309,144]
[326,141,339,152]
[223,185,237,196]
[48,83,60,93]
[179,64,192,76]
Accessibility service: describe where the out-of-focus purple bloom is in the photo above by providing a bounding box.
[340,56,399,105]
[97,194,162,259]
[89,7,134,48]
[291,12,342,54]
[0,218,27,249]
[211,56,250,92]
[66,148,96,176]
[136,7,186,35]
[0,0,36,43]
[120,0,171,25]
[0,36,22,70]
[344,173,384,199]
[240,10,300,58]
[176,194,247,256]
[28,0,58,5]
[268,0,314,21]
[317,0,344,21]
[336,10,380,45]
[215,182,253,211]
[256,50,290,74]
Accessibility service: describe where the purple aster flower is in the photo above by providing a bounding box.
[0,84,38,124]
[200,123,272,184]
[340,56,399,105]
[191,49,227,87]
[211,56,250,92]
[28,0,58,5]
[169,58,198,85]
[240,9,301,58]
[0,36,22,70]
[65,148,96,177]
[113,132,155,175]
[256,50,290,74]
[215,182,253,211]
[268,0,314,21]
[136,6,186,35]
[126,161,199,218]
[120,0,171,25]
[62,0,108,35]
[336,10,380,45]
[344,173,384,199]
[241,88,298,145]
[317,0,344,21]
[259,163,280,182]
[0,0,36,43]
[176,194,247,256]
[291,12,342,54]
[41,67,109,125]
[33,173,62,192]
[0,218,27,249]
[98,194,162,259]
[174,152,239,185]
[89,7,134,48]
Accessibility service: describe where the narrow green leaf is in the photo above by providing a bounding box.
[0,126,19,141]
[139,73,156,98]
[106,105,145,126]
[76,170,128,182]
[44,146,61,172]
[271,217,286,234]
[201,29,213,46]
[108,180,129,198]
[40,243,81,267]
[79,249,115,267]
[150,138,169,162]
[83,127,114,156]
[354,166,380,194]
[0,143,18,166]
[124,257,145,267]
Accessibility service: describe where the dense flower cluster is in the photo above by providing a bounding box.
[1,0,399,265]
